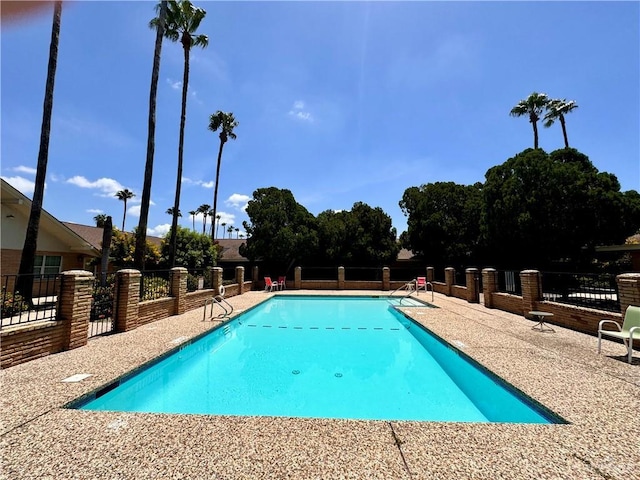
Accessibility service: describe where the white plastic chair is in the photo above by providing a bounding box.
[598,305,640,363]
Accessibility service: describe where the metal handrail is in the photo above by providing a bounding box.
[202,294,234,321]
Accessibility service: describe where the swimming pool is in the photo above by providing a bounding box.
[73,296,562,423]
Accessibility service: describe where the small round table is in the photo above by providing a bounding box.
[529,311,555,332]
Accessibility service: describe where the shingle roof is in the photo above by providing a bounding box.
[216,239,249,262]
[62,222,163,250]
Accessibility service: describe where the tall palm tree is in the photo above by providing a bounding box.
[161,0,208,266]
[220,222,227,239]
[235,227,239,239]
[198,203,211,234]
[509,92,549,149]
[208,111,238,241]
[94,213,108,227]
[227,225,234,239]
[166,207,181,217]
[543,98,578,148]
[116,188,135,231]
[135,0,168,270]
[215,214,221,239]
[17,1,63,302]
[188,210,197,231]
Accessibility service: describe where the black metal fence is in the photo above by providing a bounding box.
[541,271,620,312]
[1,274,61,329]
[186,268,212,292]
[140,270,171,301]
[389,266,425,282]
[498,270,522,295]
[90,274,115,338]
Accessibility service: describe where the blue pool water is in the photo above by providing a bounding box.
[76,296,561,423]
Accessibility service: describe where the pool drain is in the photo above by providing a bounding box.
[292,370,300,375]
[334,372,343,378]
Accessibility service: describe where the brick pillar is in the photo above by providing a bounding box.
[294,266,302,289]
[207,267,215,290]
[212,267,223,295]
[520,270,542,315]
[482,268,498,308]
[444,267,455,296]
[236,266,245,294]
[114,269,141,332]
[338,266,345,290]
[426,267,434,283]
[466,268,479,303]
[57,270,93,350]
[171,267,188,314]
[616,273,640,316]
[382,267,390,291]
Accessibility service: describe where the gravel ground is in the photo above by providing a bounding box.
[1,290,638,480]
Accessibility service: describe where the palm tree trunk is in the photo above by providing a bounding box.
[17,1,62,302]
[122,200,127,231]
[211,139,226,241]
[532,120,539,149]
[560,115,569,148]
[100,216,113,287]
[169,41,190,267]
[135,0,166,270]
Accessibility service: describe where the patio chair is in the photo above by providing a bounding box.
[264,277,278,292]
[277,276,287,290]
[416,276,428,293]
[598,305,640,364]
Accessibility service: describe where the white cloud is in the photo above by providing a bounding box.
[1,176,37,197]
[167,78,182,90]
[128,205,141,218]
[288,100,314,122]
[12,165,37,175]
[66,176,127,198]
[148,224,171,236]
[86,208,104,214]
[183,177,215,189]
[214,212,235,226]
[225,193,250,211]
[201,180,214,189]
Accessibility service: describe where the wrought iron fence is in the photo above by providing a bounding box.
[140,270,171,301]
[344,267,382,282]
[541,271,619,312]
[389,267,426,282]
[1,273,61,328]
[186,268,212,292]
[90,274,115,338]
[497,270,522,295]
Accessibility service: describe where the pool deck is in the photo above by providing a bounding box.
[1,290,638,479]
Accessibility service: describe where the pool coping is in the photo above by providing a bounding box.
[1,289,638,479]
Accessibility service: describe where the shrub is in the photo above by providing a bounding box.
[91,284,114,321]
[141,276,170,301]
[1,289,29,318]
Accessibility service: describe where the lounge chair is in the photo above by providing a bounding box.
[264,277,278,292]
[416,276,428,293]
[598,305,640,363]
[277,276,287,290]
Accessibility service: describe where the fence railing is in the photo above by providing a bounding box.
[498,270,522,295]
[1,273,61,328]
[541,271,620,312]
[186,268,212,292]
[90,274,115,338]
[140,270,171,301]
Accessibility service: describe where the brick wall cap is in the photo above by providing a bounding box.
[118,269,141,276]
[61,270,94,277]
[382,266,390,271]
[465,268,479,273]
[445,267,455,271]
[521,270,540,274]
[170,267,188,272]
[482,268,497,273]
[213,267,223,272]
[617,273,640,280]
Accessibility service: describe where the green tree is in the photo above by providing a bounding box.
[510,92,549,149]
[94,213,108,227]
[110,228,161,270]
[198,203,211,234]
[115,188,135,231]
[208,111,238,241]
[399,182,483,266]
[17,1,63,302]
[544,98,578,148]
[160,226,218,269]
[240,187,318,270]
[135,0,168,271]
[161,0,208,266]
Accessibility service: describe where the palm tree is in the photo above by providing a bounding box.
[543,98,578,148]
[161,0,208,266]
[166,207,182,217]
[509,92,549,149]
[220,222,227,239]
[94,213,108,227]
[227,225,234,239]
[208,111,238,241]
[208,208,214,236]
[17,1,63,302]
[235,227,239,239]
[135,0,167,270]
[198,203,211,234]
[188,210,197,231]
[116,188,135,231]
[215,214,221,239]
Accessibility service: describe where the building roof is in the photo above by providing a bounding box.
[62,221,164,250]
[216,239,249,263]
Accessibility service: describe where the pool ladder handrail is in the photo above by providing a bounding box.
[203,294,234,321]
[388,279,434,304]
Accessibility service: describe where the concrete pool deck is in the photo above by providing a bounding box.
[1,290,638,479]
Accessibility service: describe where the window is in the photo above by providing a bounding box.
[33,255,62,275]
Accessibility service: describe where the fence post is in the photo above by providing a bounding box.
[338,266,345,290]
[616,273,640,315]
[114,269,141,332]
[520,270,542,315]
[171,267,188,314]
[57,270,93,350]
[212,267,223,295]
[482,268,498,308]
[466,268,479,303]
[236,266,245,294]
[252,265,259,288]
[294,266,302,289]
[426,267,434,283]
[444,267,455,296]
[382,267,390,291]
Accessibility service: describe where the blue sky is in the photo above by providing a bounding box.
[2,1,639,239]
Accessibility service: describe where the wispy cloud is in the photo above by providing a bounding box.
[128,205,140,218]
[148,223,170,236]
[1,176,37,197]
[86,208,104,214]
[183,177,214,189]
[167,78,182,90]
[12,165,37,175]
[66,176,127,198]
[288,100,314,122]
[225,193,250,212]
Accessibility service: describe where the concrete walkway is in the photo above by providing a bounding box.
[1,290,638,479]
